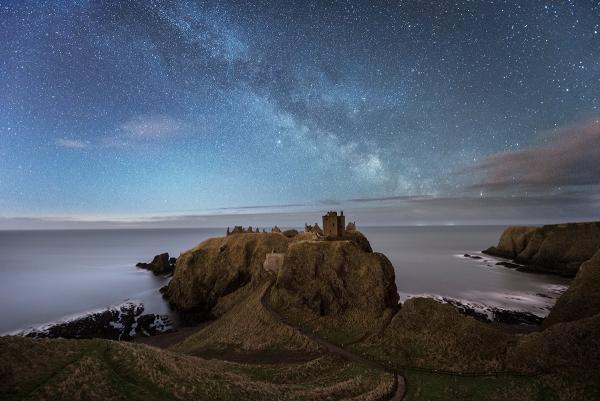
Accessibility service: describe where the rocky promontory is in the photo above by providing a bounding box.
[162,226,394,330]
[483,222,600,276]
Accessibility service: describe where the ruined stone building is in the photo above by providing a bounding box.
[322,211,345,238]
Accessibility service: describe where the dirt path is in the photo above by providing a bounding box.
[260,282,406,401]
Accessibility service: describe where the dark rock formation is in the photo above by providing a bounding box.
[14,302,172,340]
[163,230,384,326]
[341,230,373,253]
[438,296,543,326]
[164,233,291,321]
[544,249,600,327]
[270,239,398,331]
[136,252,174,275]
[484,222,600,276]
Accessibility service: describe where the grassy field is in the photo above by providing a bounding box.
[402,370,558,401]
[0,336,395,401]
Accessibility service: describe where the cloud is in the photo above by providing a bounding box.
[471,119,600,192]
[56,138,88,149]
[120,115,189,139]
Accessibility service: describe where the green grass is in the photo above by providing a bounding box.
[403,370,559,401]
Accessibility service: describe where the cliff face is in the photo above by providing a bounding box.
[270,239,398,331]
[484,222,600,276]
[543,249,600,327]
[164,233,290,319]
[164,230,392,327]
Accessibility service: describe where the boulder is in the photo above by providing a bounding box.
[136,252,173,275]
[484,222,600,276]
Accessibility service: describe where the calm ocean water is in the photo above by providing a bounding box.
[0,226,569,333]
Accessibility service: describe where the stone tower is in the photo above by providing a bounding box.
[322,211,346,238]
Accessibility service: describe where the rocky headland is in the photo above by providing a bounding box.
[2,219,600,400]
[483,222,600,276]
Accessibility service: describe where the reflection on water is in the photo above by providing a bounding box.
[0,226,570,333]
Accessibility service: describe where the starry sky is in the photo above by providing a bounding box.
[1,0,599,225]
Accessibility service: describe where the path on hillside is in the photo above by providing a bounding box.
[260,282,406,401]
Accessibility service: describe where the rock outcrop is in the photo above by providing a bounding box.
[543,249,600,327]
[270,239,399,331]
[163,229,389,327]
[13,302,172,341]
[484,222,600,276]
[136,253,175,275]
[164,233,291,320]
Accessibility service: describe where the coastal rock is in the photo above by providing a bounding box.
[136,252,173,275]
[164,233,291,320]
[164,229,381,324]
[437,296,543,326]
[14,302,172,341]
[342,230,373,253]
[544,249,600,327]
[270,239,398,330]
[484,222,600,276]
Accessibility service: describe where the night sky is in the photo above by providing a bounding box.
[1,1,599,224]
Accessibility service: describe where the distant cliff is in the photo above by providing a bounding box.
[483,222,600,276]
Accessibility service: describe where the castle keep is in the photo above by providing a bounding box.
[322,211,345,238]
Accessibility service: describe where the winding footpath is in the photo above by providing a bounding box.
[260,282,406,401]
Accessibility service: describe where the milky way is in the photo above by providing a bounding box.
[1,1,599,218]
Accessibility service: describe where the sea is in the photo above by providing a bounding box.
[0,226,570,334]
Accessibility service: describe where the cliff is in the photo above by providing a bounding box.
[270,238,398,335]
[163,229,388,326]
[484,222,600,276]
[164,232,290,320]
[543,248,600,327]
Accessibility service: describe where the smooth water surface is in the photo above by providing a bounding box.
[362,226,569,314]
[0,228,221,333]
[0,226,569,333]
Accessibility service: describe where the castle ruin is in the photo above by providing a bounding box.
[322,211,345,238]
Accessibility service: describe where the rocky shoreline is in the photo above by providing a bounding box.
[10,301,173,341]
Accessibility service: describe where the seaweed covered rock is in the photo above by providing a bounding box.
[484,222,600,276]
